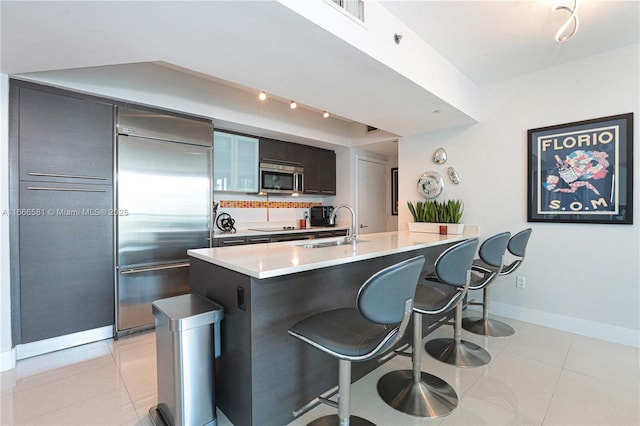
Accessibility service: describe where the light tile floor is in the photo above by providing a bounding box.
[1,316,638,425]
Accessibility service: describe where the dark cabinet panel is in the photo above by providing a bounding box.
[301,145,320,194]
[18,182,114,343]
[10,81,116,346]
[259,138,304,166]
[334,229,348,237]
[246,236,272,245]
[214,236,247,247]
[313,231,334,238]
[213,229,346,247]
[303,146,336,195]
[260,138,336,195]
[268,233,312,242]
[314,229,347,238]
[18,87,114,184]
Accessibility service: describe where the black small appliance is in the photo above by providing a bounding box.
[310,206,334,227]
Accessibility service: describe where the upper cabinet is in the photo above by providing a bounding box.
[214,130,259,192]
[303,146,336,195]
[259,137,304,167]
[18,87,114,185]
[260,138,336,195]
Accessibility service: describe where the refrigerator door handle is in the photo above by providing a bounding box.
[120,262,190,275]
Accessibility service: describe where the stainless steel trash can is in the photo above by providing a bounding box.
[149,294,224,426]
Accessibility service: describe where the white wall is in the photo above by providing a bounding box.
[399,44,640,347]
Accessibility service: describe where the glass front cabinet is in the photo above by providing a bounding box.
[213,131,259,192]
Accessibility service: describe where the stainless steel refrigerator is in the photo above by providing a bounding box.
[116,107,213,336]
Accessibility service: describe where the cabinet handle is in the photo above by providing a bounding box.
[261,158,302,166]
[221,239,245,246]
[28,172,108,181]
[27,186,107,193]
[120,262,190,275]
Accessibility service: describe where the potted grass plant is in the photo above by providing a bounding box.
[407,199,465,234]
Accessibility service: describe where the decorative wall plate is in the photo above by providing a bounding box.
[447,166,461,184]
[417,171,444,199]
[432,147,447,164]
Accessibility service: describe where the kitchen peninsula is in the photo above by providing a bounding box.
[188,228,478,426]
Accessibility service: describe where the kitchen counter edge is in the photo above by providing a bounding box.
[189,227,478,279]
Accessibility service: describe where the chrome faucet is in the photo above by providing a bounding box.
[330,204,356,243]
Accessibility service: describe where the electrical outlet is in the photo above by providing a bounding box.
[516,276,526,289]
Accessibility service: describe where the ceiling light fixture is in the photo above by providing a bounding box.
[258,91,267,101]
[553,0,579,43]
[290,101,297,109]
[323,111,330,118]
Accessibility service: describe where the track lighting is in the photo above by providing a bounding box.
[290,101,297,109]
[258,91,266,101]
[553,0,579,43]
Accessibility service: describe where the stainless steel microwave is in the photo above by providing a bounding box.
[260,163,304,194]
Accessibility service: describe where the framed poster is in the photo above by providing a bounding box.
[527,113,633,224]
[391,168,398,215]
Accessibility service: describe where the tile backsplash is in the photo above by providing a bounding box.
[219,200,321,209]
[214,193,328,230]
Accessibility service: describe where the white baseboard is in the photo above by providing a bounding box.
[0,347,16,372]
[15,325,113,360]
[467,302,639,348]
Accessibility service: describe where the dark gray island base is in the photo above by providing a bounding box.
[190,241,462,426]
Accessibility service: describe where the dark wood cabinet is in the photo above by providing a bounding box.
[246,236,272,245]
[303,146,336,195]
[10,82,115,344]
[260,138,336,195]
[18,87,114,185]
[314,229,348,239]
[259,138,304,166]
[213,236,247,247]
[18,182,114,343]
[213,229,347,247]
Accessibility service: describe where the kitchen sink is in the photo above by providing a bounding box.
[296,238,369,248]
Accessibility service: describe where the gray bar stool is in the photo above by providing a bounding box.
[425,232,511,367]
[463,228,532,337]
[288,256,426,426]
[377,239,479,418]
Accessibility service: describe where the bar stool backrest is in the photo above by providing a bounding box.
[479,232,511,269]
[357,255,425,325]
[501,228,533,275]
[434,239,479,288]
[508,228,532,257]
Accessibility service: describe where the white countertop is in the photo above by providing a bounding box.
[189,227,478,279]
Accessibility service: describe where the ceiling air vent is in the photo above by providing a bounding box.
[328,0,365,22]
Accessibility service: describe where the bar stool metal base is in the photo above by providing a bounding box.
[307,415,375,426]
[462,317,515,337]
[425,338,491,367]
[377,370,458,418]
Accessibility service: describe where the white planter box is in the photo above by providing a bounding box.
[408,222,465,235]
